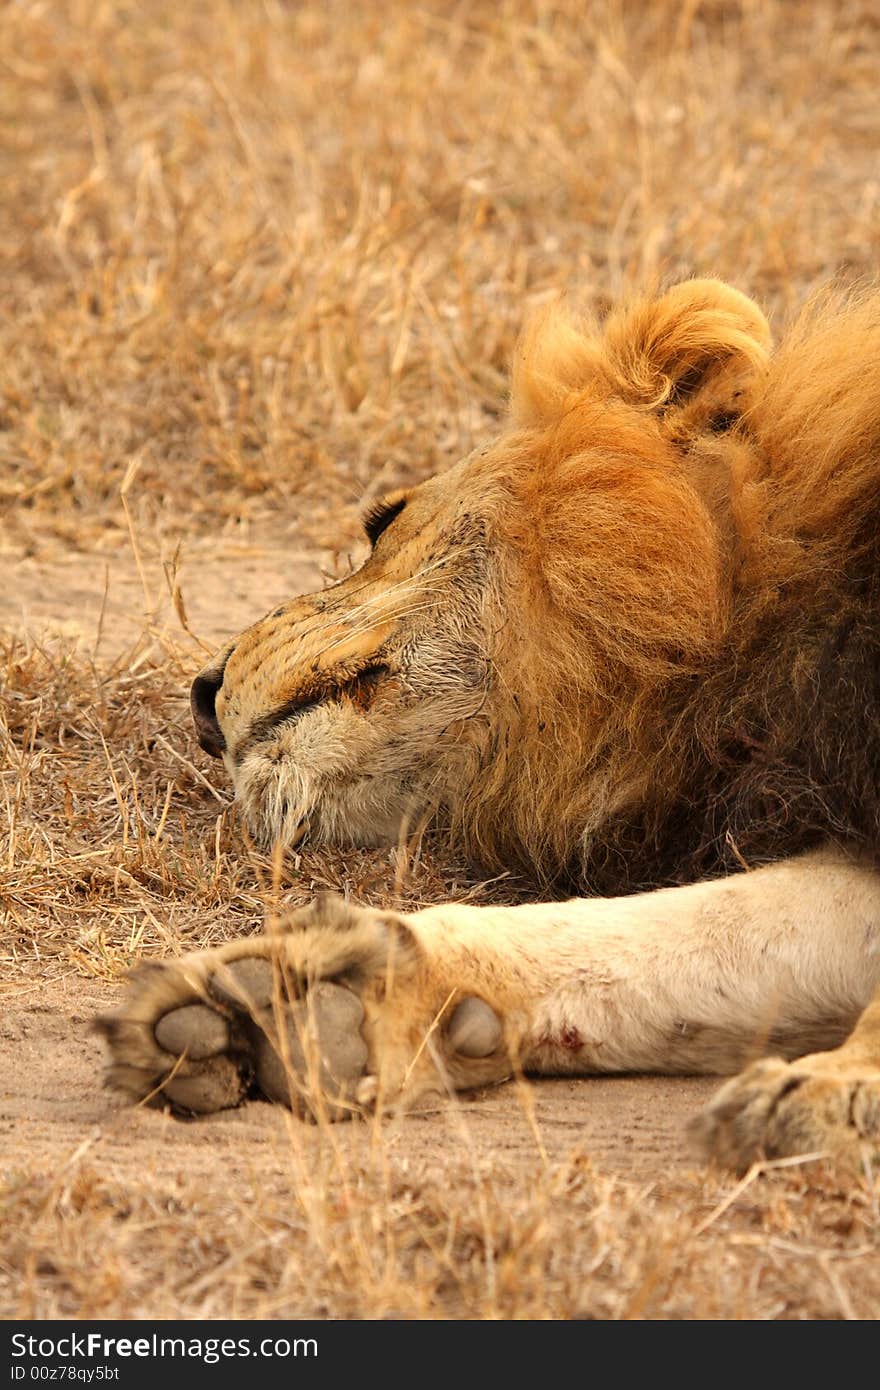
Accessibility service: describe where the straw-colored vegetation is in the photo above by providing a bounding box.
[2,0,879,1319]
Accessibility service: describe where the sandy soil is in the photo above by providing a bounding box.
[0,534,327,652]
[3,971,716,1185]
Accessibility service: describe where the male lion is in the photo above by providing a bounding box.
[98,278,880,1171]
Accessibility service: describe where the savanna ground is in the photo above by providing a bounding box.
[2,0,880,1320]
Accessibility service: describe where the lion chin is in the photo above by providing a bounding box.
[99,277,880,1172]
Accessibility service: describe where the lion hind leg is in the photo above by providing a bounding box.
[693,981,880,1172]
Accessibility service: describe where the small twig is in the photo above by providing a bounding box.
[694,1150,829,1236]
[153,734,229,802]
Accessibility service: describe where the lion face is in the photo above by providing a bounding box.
[192,279,773,874]
[191,464,498,850]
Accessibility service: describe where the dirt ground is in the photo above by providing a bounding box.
[3,0,880,1320]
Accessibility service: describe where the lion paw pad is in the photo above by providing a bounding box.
[101,954,374,1119]
[154,1004,230,1059]
[249,980,369,1118]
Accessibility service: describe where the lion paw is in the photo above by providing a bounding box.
[95,894,411,1119]
[96,893,507,1120]
[692,1054,880,1172]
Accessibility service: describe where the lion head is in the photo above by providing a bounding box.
[191,277,880,889]
[191,279,783,883]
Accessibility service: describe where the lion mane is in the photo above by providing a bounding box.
[457,279,880,893]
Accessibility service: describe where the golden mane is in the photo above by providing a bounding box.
[457,280,880,889]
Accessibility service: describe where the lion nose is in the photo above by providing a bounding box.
[191,667,227,759]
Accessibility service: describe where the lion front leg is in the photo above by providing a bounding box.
[693,984,880,1172]
[98,847,880,1150]
[96,893,515,1120]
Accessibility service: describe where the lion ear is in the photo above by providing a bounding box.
[603,278,772,426]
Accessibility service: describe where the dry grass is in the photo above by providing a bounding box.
[4,1152,880,1320]
[2,0,880,1320]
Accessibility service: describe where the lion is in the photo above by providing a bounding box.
[97,278,880,1171]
